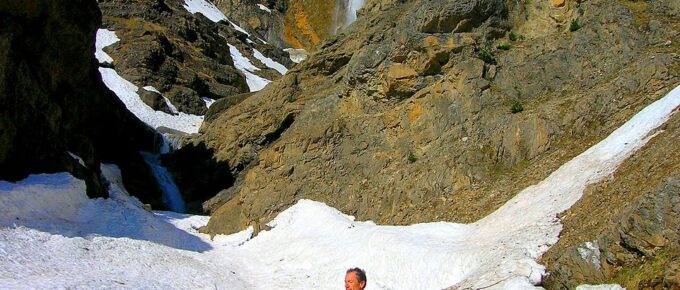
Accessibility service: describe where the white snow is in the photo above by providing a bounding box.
[284,48,308,63]
[577,241,602,269]
[94,29,119,64]
[99,68,204,134]
[1,84,678,289]
[182,0,228,23]
[67,151,86,168]
[143,86,180,114]
[227,43,271,91]
[253,48,288,75]
[183,0,252,37]
[95,30,203,134]
[202,97,216,108]
[257,4,272,13]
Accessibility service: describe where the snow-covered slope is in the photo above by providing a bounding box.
[1,84,678,289]
[96,29,204,134]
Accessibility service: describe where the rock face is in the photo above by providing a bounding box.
[213,0,290,48]
[98,0,296,117]
[0,0,160,202]
[99,0,250,116]
[199,0,679,250]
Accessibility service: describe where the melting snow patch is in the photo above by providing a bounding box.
[284,48,308,63]
[202,97,216,108]
[95,29,119,64]
[183,0,227,23]
[144,86,179,114]
[99,68,203,134]
[227,43,270,91]
[577,241,601,269]
[253,48,288,75]
[67,152,86,168]
[257,4,272,13]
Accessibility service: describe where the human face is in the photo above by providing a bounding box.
[345,272,366,290]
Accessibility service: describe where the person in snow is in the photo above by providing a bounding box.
[345,267,367,290]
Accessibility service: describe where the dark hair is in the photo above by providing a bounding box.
[346,267,367,283]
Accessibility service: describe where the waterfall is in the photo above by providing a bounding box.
[345,0,365,25]
[141,152,186,212]
[333,0,366,33]
[159,133,184,154]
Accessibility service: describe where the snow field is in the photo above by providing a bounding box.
[2,85,677,289]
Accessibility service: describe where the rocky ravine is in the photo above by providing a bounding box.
[0,0,161,203]
[196,0,679,286]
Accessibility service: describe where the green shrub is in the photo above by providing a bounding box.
[511,101,524,113]
[509,32,517,41]
[407,152,417,163]
[570,19,581,32]
[287,94,295,103]
[477,46,497,65]
[497,44,511,50]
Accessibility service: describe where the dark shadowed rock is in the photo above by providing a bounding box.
[139,88,174,114]
[0,0,161,203]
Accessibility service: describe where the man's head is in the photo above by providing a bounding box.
[345,267,367,290]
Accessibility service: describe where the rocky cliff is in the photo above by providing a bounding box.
[0,0,160,202]
[99,0,249,116]
[197,0,679,286]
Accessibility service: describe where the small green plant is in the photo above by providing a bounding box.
[511,101,524,113]
[509,32,517,41]
[496,44,511,50]
[287,94,296,103]
[570,19,582,32]
[477,45,497,65]
[407,152,418,163]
